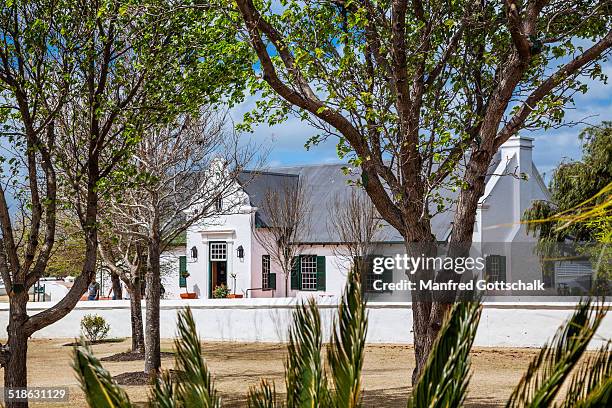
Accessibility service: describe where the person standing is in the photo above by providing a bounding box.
[87,277,100,301]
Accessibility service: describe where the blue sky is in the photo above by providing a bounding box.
[232,60,612,181]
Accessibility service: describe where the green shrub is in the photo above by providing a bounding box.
[212,284,230,299]
[80,314,110,343]
[570,286,584,296]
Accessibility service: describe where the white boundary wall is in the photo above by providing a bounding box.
[1,299,610,349]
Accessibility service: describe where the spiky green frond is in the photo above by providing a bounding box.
[149,370,177,408]
[407,300,482,408]
[328,268,367,408]
[285,298,330,408]
[248,379,278,408]
[173,307,221,408]
[560,340,611,408]
[507,299,607,408]
[72,341,133,408]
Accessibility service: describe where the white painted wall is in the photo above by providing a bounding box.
[1,300,609,350]
[479,136,549,244]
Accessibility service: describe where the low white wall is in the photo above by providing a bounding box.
[1,299,610,349]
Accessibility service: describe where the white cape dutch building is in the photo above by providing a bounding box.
[161,135,593,300]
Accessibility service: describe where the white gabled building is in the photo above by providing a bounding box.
[166,136,561,300]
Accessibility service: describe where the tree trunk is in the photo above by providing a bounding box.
[129,283,145,354]
[451,149,493,243]
[4,291,29,408]
[411,300,435,385]
[404,238,440,385]
[144,225,161,375]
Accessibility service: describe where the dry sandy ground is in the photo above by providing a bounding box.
[0,338,545,408]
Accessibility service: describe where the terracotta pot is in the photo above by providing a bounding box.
[180,292,198,299]
[227,294,243,299]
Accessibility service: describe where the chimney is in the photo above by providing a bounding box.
[499,135,535,227]
[500,135,534,176]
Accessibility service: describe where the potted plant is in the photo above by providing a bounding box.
[212,284,230,299]
[180,271,198,299]
[227,273,243,298]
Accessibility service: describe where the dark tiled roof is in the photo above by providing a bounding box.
[239,155,501,243]
[237,170,298,227]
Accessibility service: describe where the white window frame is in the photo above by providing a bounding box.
[210,242,227,261]
[262,255,270,289]
[300,255,317,291]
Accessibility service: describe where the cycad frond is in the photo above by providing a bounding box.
[248,379,278,408]
[149,370,177,408]
[285,298,330,408]
[327,268,367,408]
[560,341,611,408]
[407,300,482,408]
[72,341,133,408]
[173,307,221,408]
[506,299,607,408]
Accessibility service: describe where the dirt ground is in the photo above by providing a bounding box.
[0,338,545,408]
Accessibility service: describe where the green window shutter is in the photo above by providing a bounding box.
[269,273,276,290]
[179,255,187,288]
[382,258,393,292]
[316,256,326,291]
[499,256,507,282]
[290,256,301,290]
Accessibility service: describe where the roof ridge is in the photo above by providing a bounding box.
[240,169,300,177]
[267,162,349,170]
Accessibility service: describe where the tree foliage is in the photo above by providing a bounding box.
[524,122,612,243]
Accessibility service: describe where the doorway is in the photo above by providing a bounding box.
[209,241,228,298]
[210,260,227,297]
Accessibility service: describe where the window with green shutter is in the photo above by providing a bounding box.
[179,255,187,288]
[290,255,326,291]
[485,255,507,283]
